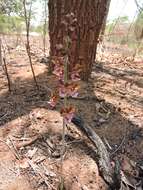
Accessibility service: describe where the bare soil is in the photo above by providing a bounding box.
[0,36,143,189]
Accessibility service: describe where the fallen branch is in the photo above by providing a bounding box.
[72,116,114,185]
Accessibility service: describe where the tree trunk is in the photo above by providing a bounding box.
[48,0,111,81]
[100,0,111,38]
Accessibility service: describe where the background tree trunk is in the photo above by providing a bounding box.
[48,0,111,81]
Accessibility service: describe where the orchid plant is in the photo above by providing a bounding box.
[48,13,81,126]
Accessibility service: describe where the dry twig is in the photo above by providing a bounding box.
[16,135,39,149]
[0,138,20,160]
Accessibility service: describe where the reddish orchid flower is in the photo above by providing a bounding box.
[48,93,59,108]
[61,106,75,124]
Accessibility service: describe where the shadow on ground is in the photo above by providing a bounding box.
[0,66,143,162]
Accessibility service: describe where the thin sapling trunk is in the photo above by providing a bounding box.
[0,39,11,92]
[23,0,39,90]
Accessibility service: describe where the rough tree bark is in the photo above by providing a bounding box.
[48,0,111,80]
[100,0,111,38]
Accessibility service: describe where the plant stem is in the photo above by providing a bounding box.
[60,38,69,190]
[61,54,68,156]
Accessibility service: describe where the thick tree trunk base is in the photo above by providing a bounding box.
[48,0,110,81]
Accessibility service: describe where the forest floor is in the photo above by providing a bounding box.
[0,38,143,190]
